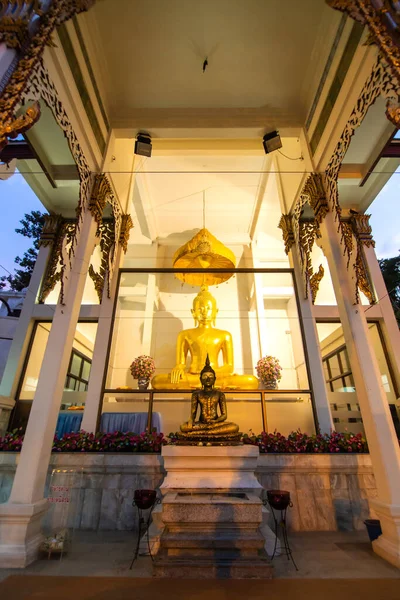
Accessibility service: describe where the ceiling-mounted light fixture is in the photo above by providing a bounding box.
[134,132,152,157]
[262,130,282,154]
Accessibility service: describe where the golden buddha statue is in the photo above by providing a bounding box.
[179,356,240,440]
[151,286,259,390]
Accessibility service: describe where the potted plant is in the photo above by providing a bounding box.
[130,355,156,390]
[255,355,282,389]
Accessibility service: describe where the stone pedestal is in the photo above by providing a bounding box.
[153,492,273,579]
[161,445,263,496]
[0,499,47,568]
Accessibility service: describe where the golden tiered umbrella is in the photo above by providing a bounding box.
[173,228,236,286]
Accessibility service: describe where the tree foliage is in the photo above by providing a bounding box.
[0,210,46,291]
[378,252,400,326]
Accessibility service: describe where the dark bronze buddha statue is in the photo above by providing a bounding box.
[179,355,240,442]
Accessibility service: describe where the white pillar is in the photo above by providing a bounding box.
[289,244,334,434]
[0,42,16,83]
[0,210,98,568]
[319,209,400,568]
[81,245,123,433]
[363,244,400,393]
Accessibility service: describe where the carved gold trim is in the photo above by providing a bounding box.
[278,214,295,255]
[302,173,329,224]
[0,101,40,151]
[327,0,400,88]
[38,213,62,248]
[88,220,115,303]
[89,174,112,224]
[119,214,133,253]
[298,220,323,303]
[39,219,77,304]
[310,264,325,305]
[0,0,94,153]
[350,212,375,247]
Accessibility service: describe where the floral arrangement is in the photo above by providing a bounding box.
[242,430,369,453]
[0,429,167,453]
[130,355,156,380]
[0,428,370,454]
[0,428,24,451]
[51,429,167,453]
[255,355,282,383]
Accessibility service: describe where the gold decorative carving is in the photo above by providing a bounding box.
[24,63,92,254]
[350,214,376,304]
[324,53,400,304]
[327,0,400,87]
[38,213,62,248]
[88,220,115,303]
[0,100,40,151]
[298,220,323,303]
[354,248,375,304]
[350,212,375,247]
[301,173,329,223]
[89,174,112,224]
[0,0,95,153]
[278,214,295,255]
[119,214,133,253]
[39,219,77,304]
[310,264,325,305]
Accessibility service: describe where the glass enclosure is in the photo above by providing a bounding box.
[102,269,315,435]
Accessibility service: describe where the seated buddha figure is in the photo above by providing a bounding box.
[151,286,259,390]
[179,356,240,439]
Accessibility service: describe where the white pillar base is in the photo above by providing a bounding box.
[0,499,48,568]
[370,498,400,569]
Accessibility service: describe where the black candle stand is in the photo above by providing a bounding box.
[263,489,298,571]
[129,489,160,569]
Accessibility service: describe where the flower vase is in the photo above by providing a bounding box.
[138,378,150,390]
[262,379,278,390]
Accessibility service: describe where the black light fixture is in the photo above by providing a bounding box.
[262,130,282,154]
[134,132,152,157]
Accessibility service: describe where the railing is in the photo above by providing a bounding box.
[102,388,313,435]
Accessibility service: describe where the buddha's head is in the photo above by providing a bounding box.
[191,286,218,326]
[200,354,216,389]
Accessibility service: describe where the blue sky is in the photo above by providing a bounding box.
[0,169,399,281]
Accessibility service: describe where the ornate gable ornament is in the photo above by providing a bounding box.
[327,0,400,88]
[0,0,95,152]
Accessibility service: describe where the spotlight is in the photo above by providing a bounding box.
[134,132,152,157]
[262,131,282,154]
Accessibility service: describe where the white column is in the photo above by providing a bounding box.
[363,244,400,393]
[0,42,16,83]
[81,246,123,433]
[289,244,334,434]
[0,210,98,568]
[319,209,400,568]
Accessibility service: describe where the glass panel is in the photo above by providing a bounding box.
[328,354,340,380]
[70,354,81,377]
[20,322,52,399]
[259,272,309,390]
[264,392,315,436]
[15,322,98,430]
[81,361,91,381]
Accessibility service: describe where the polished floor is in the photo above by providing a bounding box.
[0,530,399,581]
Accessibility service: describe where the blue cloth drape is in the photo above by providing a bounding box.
[100,412,161,433]
[55,411,162,436]
[55,412,83,438]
